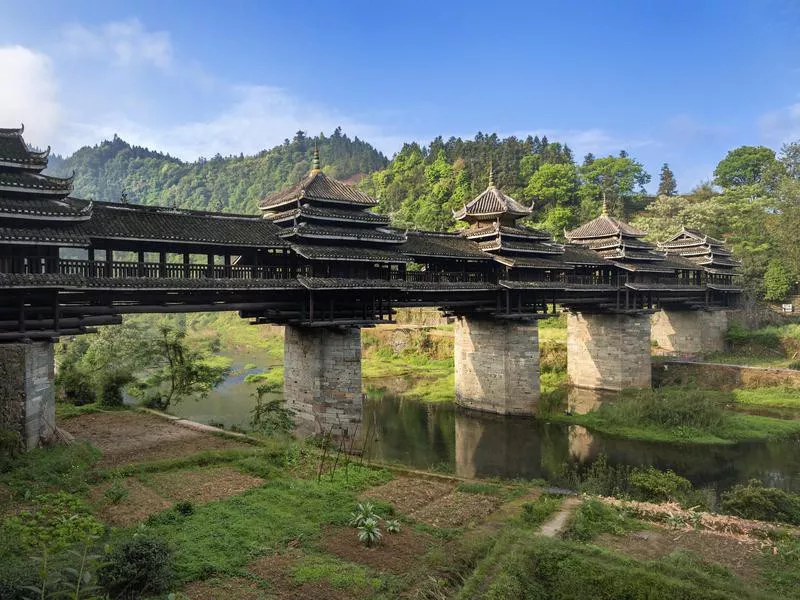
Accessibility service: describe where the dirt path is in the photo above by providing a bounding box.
[539,496,580,537]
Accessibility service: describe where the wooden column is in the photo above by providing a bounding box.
[137,249,145,277]
[183,252,190,278]
[224,254,231,278]
[206,253,214,278]
[105,249,113,277]
[159,251,167,278]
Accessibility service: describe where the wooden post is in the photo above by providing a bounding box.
[105,249,113,277]
[183,252,190,278]
[207,253,214,278]
[159,251,167,278]
[224,253,231,278]
[137,249,145,277]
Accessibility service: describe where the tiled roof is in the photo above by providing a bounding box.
[0,272,303,290]
[297,276,400,290]
[665,226,725,247]
[291,244,411,263]
[561,245,612,266]
[260,171,378,210]
[453,185,531,220]
[596,248,665,261]
[565,215,646,240]
[464,222,551,241]
[0,170,73,197]
[625,282,706,292]
[282,222,406,243]
[82,202,288,247]
[0,196,93,220]
[493,255,573,269]
[266,205,390,225]
[612,262,676,273]
[477,239,564,254]
[0,127,49,169]
[0,224,88,246]
[402,280,498,292]
[499,280,567,290]
[400,231,491,260]
[587,236,653,251]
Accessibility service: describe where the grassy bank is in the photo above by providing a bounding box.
[545,387,800,445]
[705,322,800,369]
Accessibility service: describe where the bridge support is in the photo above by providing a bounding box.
[651,309,728,356]
[454,316,540,415]
[0,342,56,449]
[283,325,362,438]
[567,312,651,391]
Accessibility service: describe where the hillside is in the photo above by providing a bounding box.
[47,128,388,214]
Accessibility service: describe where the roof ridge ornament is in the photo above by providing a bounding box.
[601,192,609,217]
[311,142,321,175]
[488,161,495,188]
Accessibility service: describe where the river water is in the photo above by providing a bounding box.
[169,355,800,494]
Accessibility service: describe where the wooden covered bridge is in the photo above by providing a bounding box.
[0,126,741,446]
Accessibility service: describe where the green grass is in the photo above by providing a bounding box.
[140,466,391,582]
[290,553,388,593]
[562,497,642,541]
[519,494,563,527]
[54,401,110,420]
[550,386,800,445]
[733,387,800,408]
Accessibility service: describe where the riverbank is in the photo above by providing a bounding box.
[3,409,800,599]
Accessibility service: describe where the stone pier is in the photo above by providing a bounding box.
[283,326,362,438]
[651,309,728,356]
[567,312,651,391]
[0,342,56,449]
[454,316,539,415]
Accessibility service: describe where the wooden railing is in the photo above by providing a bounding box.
[406,271,488,283]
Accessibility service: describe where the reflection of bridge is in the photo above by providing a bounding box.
[0,127,741,447]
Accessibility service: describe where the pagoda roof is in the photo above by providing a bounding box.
[0,223,88,246]
[82,202,288,248]
[0,196,93,221]
[291,244,411,263]
[464,222,551,241]
[493,255,573,269]
[477,238,564,255]
[260,170,378,211]
[596,248,665,261]
[662,226,725,247]
[0,170,74,197]
[400,231,493,261]
[280,222,406,244]
[266,204,390,226]
[453,181,532,221]
[565,214,646,240]
[0,126,50,170]
[561,245,614,266]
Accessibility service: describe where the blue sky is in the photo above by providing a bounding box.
[1,0,799,192]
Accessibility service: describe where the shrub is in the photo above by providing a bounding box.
[357,518,382,547]
[104,479,129,504]
[98,537,174,600]
[0,429,21,470]
[520,494,563,527]
[764,260,793,302]
[175,500,195,516]
[719,479,800,525]
[628,467,692,503]
[540,341,567,373]
[97,371,132,407]
[385,519,401,533]
[56,365,96,406]
[563,498,637,541]
[349,502,379,528]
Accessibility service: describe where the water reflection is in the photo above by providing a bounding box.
[364,391,800,493]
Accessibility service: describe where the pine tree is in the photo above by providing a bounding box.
[658,163,678,196]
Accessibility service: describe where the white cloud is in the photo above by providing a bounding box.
[62,19,172,69]
[758,103,800,145]
[0,46,62,148]
[663,115,731,143]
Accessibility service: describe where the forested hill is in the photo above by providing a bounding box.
[46,128,388,214]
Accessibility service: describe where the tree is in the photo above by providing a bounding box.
[763,260,793,302]
[524,163,579,210]
[657,163,677,196]
[578,155,651,219]
[713,146,777,189]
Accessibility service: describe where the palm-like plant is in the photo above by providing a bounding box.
[349,502,378,528]
[385,519,401,533]
[357,518,382,547]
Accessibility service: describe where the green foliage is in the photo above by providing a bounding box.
[357,517,382,547]
[539,340,567,372]
[103,478,129,504]
[385,519,401,533]
[578,153,651,219]
[658,162,678,196]
[563,498,639,541]
[520,494,563,527]
[97,371,132,407]
[720,479,800,525]
[628,467,692,503]
[97,536,174,600]
[4,491,105,552]
[349,502,379,527]
[0,441,100,497]
[174,500,195,516]
[0,429,21,469]
[23,538,105,600]
[764,259,793,302]
[714,145,778,189]
[249,383,293,435]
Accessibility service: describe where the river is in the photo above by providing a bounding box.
[169,354,800,494]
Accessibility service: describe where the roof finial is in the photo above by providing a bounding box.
[601,191,609,216]
[311,142,321,174]
[488,161,495,188]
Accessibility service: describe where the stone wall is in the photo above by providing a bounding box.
[651,309,728,355]
[454,316,539,415]
[283,326,362,438]
[567,312,651,391]
[0,342,56,449]
[653,360,800,390]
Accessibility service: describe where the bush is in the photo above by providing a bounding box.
[788,361,800,371]
[540,341,567,373]
[97,371,132,407]
[563,498,637,541]
[98,536,174,599]
[56,364,96,406]
[764,260,793,302]
[719,479,800,525]
[0,429,21,470]
[628,467,692,503]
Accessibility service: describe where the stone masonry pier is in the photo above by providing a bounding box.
[567,312,652,391]
[0,342,56,449]
[651,309,728,356]
[283,325,362,438]
[454,316,540,415]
